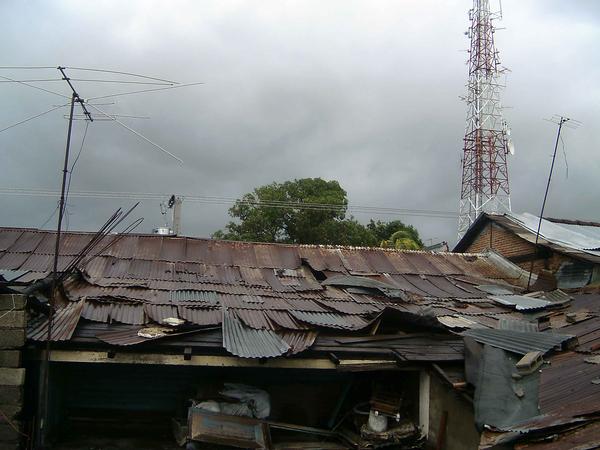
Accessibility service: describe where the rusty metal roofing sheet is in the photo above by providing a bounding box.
[539,351,600,415]
[282,298,327,312]
[0,252,30,270]
[81,300,111,323]
[278,330,318,354]
[144,304,178,323]
[95,327,147,346]
[111,303,146,325]
[463,329,575,356]
[222,309,290,358]
[514,420,600,450]
[290,310,369,330]
[28,301,83,341]
[491,295,553,311]
[232,308,273,330]
[316,299,382,315]
[159,237,186,261]
[0,230,23,251]
[177,306,222,326]
[170,290,218,303]
[264,310,308,330]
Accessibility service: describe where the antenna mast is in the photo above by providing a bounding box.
[458,0,513,238]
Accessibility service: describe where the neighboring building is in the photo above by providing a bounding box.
[454,212,600,289]
[0,227,598,450]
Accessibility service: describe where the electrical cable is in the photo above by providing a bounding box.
[0,103,69,134]
[64,121,90,212]
[38,205,59,229]
[0,188,458,218]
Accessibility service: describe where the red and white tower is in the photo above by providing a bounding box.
[458,0,513,238]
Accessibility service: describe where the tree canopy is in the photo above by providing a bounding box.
[212,178,423,248]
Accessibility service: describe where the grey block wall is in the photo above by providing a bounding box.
[0,294,27,450]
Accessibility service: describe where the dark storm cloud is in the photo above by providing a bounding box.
[0,0,598,246]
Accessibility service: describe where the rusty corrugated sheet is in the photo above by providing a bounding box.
[277,330,318,354]
[28,301,83,341]
[264,310,308,330]
[144,304,178,323]
[290,311,369,330]
[177,306,222,326]
[222,309,290,358]
[316,299,382,315]
[539,351,600,415]
[232,308,273,330]
[514,420,600,449]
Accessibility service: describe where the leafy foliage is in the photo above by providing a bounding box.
[213,178,423,248]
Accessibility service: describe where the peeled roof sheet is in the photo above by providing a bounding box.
[490,295,553,311]
[463,329,575,355]
[222,309,290,358]
[28,301,83,341]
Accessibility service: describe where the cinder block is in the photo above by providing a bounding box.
[0,353,20,369]
[0,387,21,405]
[0,296,26,311]
[0,369,24,387]
[0,312,26,329]
[0,442,21,450]
[0,331,25,350]
[0,422,22,443]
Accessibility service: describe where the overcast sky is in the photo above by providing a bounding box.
[1,0,598,247]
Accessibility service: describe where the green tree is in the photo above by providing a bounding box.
[213,178,423,248]
[367,220,424,249]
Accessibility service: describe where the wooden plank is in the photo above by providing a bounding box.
[46,350,336,369]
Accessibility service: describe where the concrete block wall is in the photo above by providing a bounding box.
[0,294,27,450]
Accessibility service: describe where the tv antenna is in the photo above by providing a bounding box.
[0,64,201,447]
[526,115,581,290]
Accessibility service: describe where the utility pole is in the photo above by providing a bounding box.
[458,0,514,238]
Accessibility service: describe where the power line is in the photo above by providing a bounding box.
[0,187,458,218]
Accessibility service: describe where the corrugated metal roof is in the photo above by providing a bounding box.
[490,295,553,311]
[540,352,600,415]
[278,330,318,354]
[169,290,217,303]
[463,329,575,356]
[498,319,539,332]
[28,301,83,341]
[176,306,221,326]
[222,309,290,358]
[290,310,370,330]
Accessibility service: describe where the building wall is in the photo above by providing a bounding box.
[463,222,572,275]
[428,374,479,450]
[0,294,27,450]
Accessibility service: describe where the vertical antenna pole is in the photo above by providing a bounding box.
[37,92,76,449]
[526,117,566,290]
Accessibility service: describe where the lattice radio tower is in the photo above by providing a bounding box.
[458,0,514,238]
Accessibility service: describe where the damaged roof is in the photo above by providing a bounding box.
[454,212,600,263]
[0,227,556,359]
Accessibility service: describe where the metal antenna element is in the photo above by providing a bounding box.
[458,0,513,238]
[526,116,580,290]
